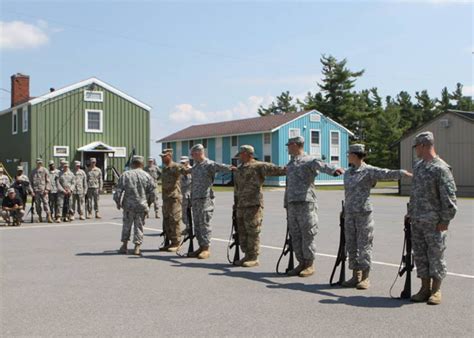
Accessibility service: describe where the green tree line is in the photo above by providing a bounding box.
[258,55,473,168]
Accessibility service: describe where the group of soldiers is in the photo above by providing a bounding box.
[0,157,103,225]
[114,130,456,306]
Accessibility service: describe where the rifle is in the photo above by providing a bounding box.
[30,196,35,223]
[330,201,346,286]
[177,201,196,257]
[159,231,170,249]
[227,204,241,265]
[276,221,295,275]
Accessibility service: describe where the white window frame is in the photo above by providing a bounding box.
[53,146,70,157]
[111,147,127,158]
[263,133,271,144]
[309,113,321,122]
[84,90,104,102]
[330,130,341,165]
[21,107,28,132]
[12,110,18,135]
[289,128,300,138]
[310,129,321,157]
[85,109,104,133]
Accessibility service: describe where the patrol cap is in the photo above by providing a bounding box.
[59,158,66,164]
[148,157,155,161]
[63,162,69,167]
[235,145,255,157]
[180,156,190,163]
[48,160,55,166]
[131,155,144,163]
[74,161,81,166]
[286,136,304,146]
[413,131,434,147]
[90,157,97,163]
[349,144,366,154]
[190,144,204,152]
[159,149,173,157]
[17,166,24,171]
[7,188,15,194]
[36,158,43,164]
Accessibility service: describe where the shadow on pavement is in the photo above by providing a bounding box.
[76,250,122,256]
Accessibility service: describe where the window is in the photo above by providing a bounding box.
[12,110,18,135]
[53,146,69,157]
[84,90,104,102]
[331,131,339,146]
[202,138,208,149]
[111,147,127,158]
[264,155,271,163]
[310,130,321,157]
[311,130,320,145]
[330,131,340,165]
[289,128,300,138]
[231,136,238,147]
[21,107,28,132]
[85,109,103,133]
[310,113,321,122]
[189,140,194,149]
[166,142,172,149]
[331,156,340,162]
[263,133,271,144]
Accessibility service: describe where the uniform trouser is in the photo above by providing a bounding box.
[344,211,374,271]
[86,188,100,213]
[49,193,59,218]
[2,209,25,222]
[182,196,192,230]
[162,198,182,244]
[34,191,50,215]
[72,194,85,215]
[236,206,263,259]
[121,209,146,245]
[287,202,319,262]
[411,220,448,280]
[192,197,214,247]
[149,189,160,212]
[57,193,72,217]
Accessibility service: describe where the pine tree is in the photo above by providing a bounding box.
[258,91,298,116]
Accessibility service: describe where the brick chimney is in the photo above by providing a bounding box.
[11,73,30,107]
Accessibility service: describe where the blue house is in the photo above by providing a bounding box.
[158,110,353,186]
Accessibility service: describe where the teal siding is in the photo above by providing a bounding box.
[207,138,216,159]
[181,141,189,157]
[238,134,262,159]
[222,137,231,164]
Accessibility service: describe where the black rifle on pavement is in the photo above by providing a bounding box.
[276,221,295,275]
[330,201,346,286]
[227,202,241,265]
[177,202,196,257]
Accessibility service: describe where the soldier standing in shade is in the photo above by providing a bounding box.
[285,136,344,277]
[233,145,286,267]
[57,162,75,222]
[11,166,33,208]
[180,156,192,236]
[408,131,457,305]
[114,155,156,256]
[72,161,88,221]
[48,161,60,222]
[30,158,52,223]
[0,167,11,207]
[188,144,233,259]
[145,157,162,219]
[342,144,412,289]
[159,150,188,252]
[86,158,103,219]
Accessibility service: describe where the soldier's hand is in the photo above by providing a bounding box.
[404,171,413,177]
[334,168,345,176]
[230,166,237,171]
[436,224,448,232]
[31,192,36,197]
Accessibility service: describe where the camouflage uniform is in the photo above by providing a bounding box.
[145,164,162,215]
[57,169,76,219]
[86,167,103,214]
[191,158,231,247]
[180,171,192,232]
[0,172,11,207]
[12,173,33,207]
[234,158,286,260]
[114,168,156,245]
[344,162,406,271]
[30,166,51,215]
[285,153,337,263]
[409,156,457,280]
[72,167,88,217]
[48,167,60,219]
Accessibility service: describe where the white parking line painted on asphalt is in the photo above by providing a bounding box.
[0,222,112,230]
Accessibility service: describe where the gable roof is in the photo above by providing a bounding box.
[158,110,353,142]
[0,77,151,115]
[449,109,474,122]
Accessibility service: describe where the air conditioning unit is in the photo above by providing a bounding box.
[439,119,450,128]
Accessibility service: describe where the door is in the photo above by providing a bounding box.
[83,152,105,178]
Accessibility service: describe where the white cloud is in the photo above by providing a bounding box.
[0,20,50,49]
[462,85,474,96]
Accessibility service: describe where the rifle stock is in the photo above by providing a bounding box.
[276,209,295,275]
[330,201,346,286]
[228,206,240,264]
[399,203,413,299]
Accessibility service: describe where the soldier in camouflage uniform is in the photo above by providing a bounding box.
[0,167,11,208]
[188,143,232,259]
[86,158,103,219]
[57,162,75,222]
[233,145,286,267]
[159,150,188,252]
[30,158,52,223]
[48,161,61,222]
[72,161,88,221]
[145,157,162,218]
[114,155,156,256]
[180,156,193,236]
[1,188,25,226]
[342,144,412,289]
[285,136,344,277]
[408,131,457,305]
[11,166,33,208]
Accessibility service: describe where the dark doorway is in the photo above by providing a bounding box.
[83,152,105,178]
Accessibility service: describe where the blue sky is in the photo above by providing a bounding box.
[1,0,472,159]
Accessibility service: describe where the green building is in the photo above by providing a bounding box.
[0,74,151,179]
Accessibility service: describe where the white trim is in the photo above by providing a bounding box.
[0,102,29,116]
[329,130,341,165]
[84,90,104,102]
[12,109,18,135]
[21,106,28,132]
[53,146,70,157]
[77,141,115,152]
[85,109,103,133]
[215,137,223,163]
[309,129,321,157]
[111,147,127,158]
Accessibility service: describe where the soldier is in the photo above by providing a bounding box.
[48,161,61,222]
[285,136,344,277]
[0,167,11,207]
[145,157,162,218]
[86,158,103,219]
[11,166,33,209]
[188,143,232,259]
[233,145,286,267]
[114,155,156,256]
[57,162,75,222]
[342,144,412,289]
[59,158,67,171]
[180,156,192,236]
[29,158,52,223]
[1,188,25,226]
[159,150,188,252]
[408,131,457,305]
[72,161,88,221]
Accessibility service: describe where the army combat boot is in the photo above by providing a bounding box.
[79,213,85,220]
[342,269,362,287]
[86,211,92,219]
[47,213,53,223]
[118,241,128,254]
[411,278,431,302]
[188,247,202,258]
[167,242,180,252]
[299,260,315,277]
[242,256,259,268]
[234,255,248,266]
[38,214,43,223]
[356,269,370,289]
[197,246,210,259]
[427,278,442,305]
[55,216,62,223]
[134,244,141,256]
[155,211,160,219]
[287,260,305,276]
[95,211,101,219]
